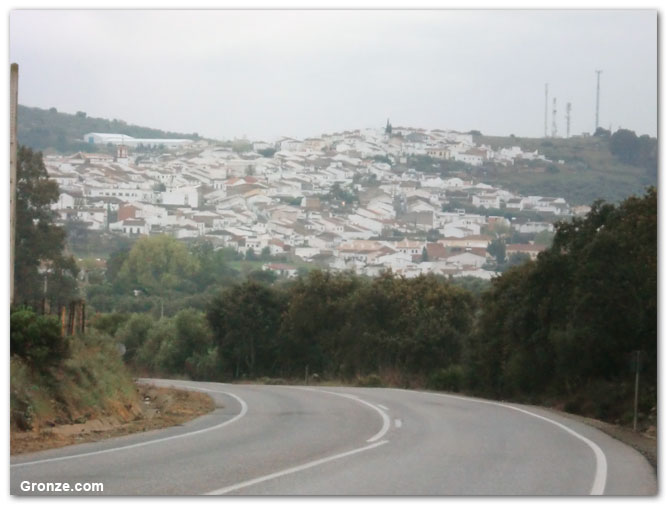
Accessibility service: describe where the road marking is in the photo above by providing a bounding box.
[10,387,248,469]
[416,390,608,495]
[291,386,391,443]
[205,440,389,495]
[394,419,402,428]
[377,404,389,411]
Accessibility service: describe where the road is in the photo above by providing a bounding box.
[10,379,657,495]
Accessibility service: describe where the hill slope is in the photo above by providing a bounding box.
[474,134,657,205]
[17,105,202,154]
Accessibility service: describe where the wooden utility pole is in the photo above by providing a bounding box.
[633,350,641,432]
[10,63,18,305]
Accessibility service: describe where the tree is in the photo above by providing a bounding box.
[116,313,155,365]
[245,248,257,261]
[14,146,79,308]
[610,129,640,164]
[506,252,531,268]
[487,238,506,265]
[593,127,610,138]
[534,230,555,247]
[260,246,272,261]
[207,281,286,379]
[636,134,657,174]
[117,235,200,296]
[258,147,277,158]
[426,229,441,242]
[188,240,238,290]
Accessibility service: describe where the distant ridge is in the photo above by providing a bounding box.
[17,105,202,154]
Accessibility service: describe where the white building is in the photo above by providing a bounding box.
[83,132,193,149]
[161,186,201,208]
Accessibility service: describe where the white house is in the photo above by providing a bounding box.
[109,218,150,236]
[161,186,201,208]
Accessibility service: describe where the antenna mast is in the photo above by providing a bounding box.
[595,70,602,131]
[551,97,558,138]
[544,83,549,137]
[566,102,572,138]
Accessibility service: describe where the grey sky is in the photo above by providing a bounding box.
[9,9,657,141]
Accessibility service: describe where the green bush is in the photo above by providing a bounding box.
[428,365,464,392]
[10,307,69,369]
[115,313,154,364]
[90,312,130,337]
[185,347,221,381]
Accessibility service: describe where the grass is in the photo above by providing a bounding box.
[10,332,141,431]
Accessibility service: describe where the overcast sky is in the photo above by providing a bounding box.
[9,9,657,141]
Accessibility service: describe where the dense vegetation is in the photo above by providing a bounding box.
[470,189,657,420]
[17,105,201,154]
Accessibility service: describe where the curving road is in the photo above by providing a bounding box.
[10,379,656,496]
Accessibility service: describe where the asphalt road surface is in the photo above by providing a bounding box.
[10,379,657,496]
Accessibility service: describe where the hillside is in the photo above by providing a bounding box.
[17,105,202,154]
[473,133,657,205]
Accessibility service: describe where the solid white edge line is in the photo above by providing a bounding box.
[10,386,248,469]
[415,390,608,495]
[290,386,391,443]
[205,440,389,495]
[377,404,389,411]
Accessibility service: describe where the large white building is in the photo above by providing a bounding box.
[83,132,193,149]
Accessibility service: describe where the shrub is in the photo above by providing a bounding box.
[115,313,154,364]
[10,306,69,369]
[184,347,221,381]
[356,374,383,387]
[428,365,464,392]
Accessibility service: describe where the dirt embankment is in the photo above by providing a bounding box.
[10,384,215,455]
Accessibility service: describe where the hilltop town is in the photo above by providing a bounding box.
[44,125,591,280]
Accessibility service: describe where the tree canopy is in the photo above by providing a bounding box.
[14,145,78,308]
[470,188,656,418]
[116,235,200,295]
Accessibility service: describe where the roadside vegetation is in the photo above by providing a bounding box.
[10,307,139,432]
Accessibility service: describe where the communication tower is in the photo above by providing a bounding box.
[544,83,549,137]
[566,102,572,138]
[595,70,602,130]
[551,97,558,138]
